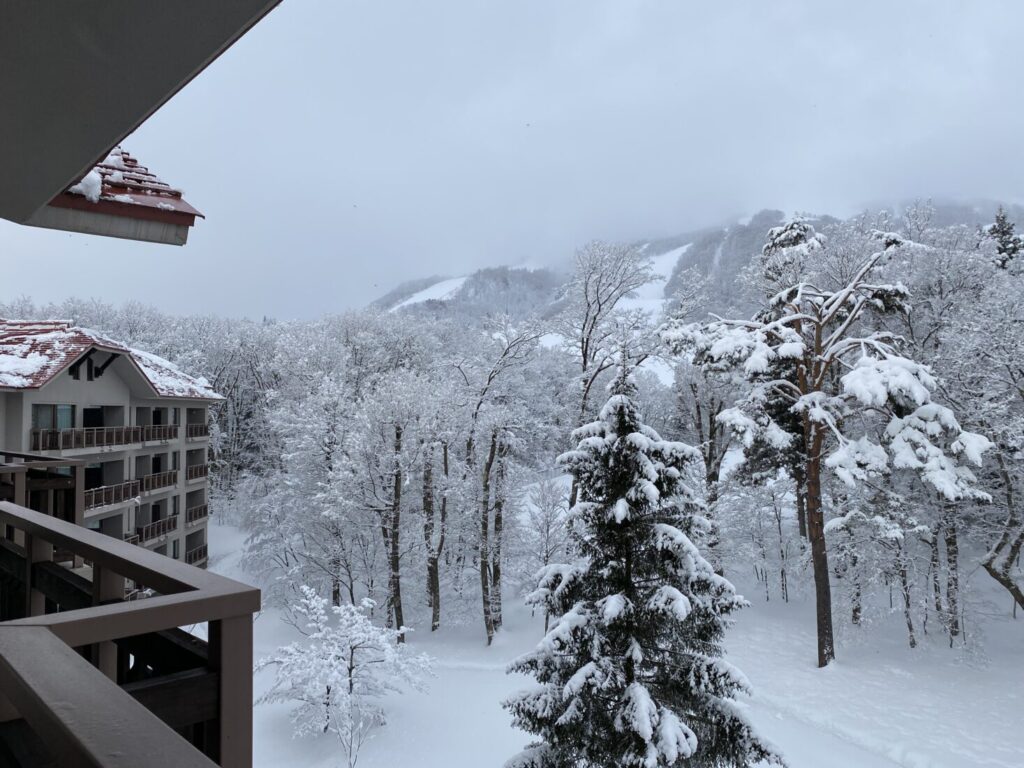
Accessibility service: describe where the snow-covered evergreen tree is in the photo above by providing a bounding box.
[504,369,781,768]
[986,206,1021,270]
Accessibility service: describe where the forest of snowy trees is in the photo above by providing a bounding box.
[5,202,1024,765]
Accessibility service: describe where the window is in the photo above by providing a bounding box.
[173,495,180,516]
[172,539,180,559]
[172,451,180,471]
[172,407,181,426]
[32,404,75,431]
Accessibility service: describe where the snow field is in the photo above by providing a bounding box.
[205,521,1023,768]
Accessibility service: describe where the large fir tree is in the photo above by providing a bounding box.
[504,369,781,768]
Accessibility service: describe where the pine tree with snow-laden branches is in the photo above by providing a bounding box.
[504,369,781,768]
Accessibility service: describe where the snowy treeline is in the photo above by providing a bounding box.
[5,202,1024,669]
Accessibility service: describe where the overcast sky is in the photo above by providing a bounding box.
[4,1,1023,318]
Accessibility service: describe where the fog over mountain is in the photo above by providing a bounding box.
[6,1,1024,318]
[376,200,1022,320]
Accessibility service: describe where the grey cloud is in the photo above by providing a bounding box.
[3,0,1022,317]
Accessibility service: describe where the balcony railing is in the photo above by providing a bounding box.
[137,514,179,543]
[186,423,210,439]
[32,426,140,451]
[186,464,209,481]
[123,532,140,546]
[0,500,259,767]
[142,424,179,442]
[186,504,209,525]
[30,424,180,452]
[185,544,208,565]
[141,470,178,493]
[84,479,141,510]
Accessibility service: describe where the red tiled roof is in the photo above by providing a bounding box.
[0,320,221,401]
[50,147,203,226]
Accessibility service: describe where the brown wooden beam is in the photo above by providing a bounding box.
[116,628,208,675]
[0,626,216,767]
[122,668,219,730]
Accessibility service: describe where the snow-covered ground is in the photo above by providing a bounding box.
[206,520,1023,768]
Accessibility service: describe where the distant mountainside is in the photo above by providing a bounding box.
[372,201,1023,321]
[373,265,568,320]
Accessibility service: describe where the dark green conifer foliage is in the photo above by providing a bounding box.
[990,206,1021,269]
[504,369,782,768]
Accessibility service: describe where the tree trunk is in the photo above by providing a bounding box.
[775,503,788,603]
[983,454,1024,613]
[389,424,405,641]
[479,430,498,644]
[421,441,443,632]
[705,474,723,576]
[490,442,506,631]
[794,465,808,540]
[898,544,917,649]
[944,516,961,645]
[331,554,342,607]
[929,530,944,620]
[849,547,861,625]
[805,450,835,667]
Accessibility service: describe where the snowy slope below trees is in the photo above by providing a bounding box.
[205,523,1024,768]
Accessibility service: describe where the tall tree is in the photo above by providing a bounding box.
[669,220,991,666]
[505,369,779,768]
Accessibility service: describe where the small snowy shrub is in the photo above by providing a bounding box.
[256,587,433,767]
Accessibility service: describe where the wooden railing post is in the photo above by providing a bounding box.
[12,472,25,509]
[24,534,52,617]
[209,615,253,768]
[91,564,124,679]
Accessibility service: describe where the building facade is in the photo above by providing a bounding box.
[0,321,220,569]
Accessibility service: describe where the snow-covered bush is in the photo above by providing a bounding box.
[256,587,433,767]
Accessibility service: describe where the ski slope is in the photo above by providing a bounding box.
[618,243,692,316]
[390,276,469,311]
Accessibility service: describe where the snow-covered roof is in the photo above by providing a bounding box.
[60,147,203,222]
[0,320,221,401]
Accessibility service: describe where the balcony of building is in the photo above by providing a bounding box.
[186,408,210,440]
[135,499,179,545]
[186,489,209,527]
[185,529,208,568]
[31,404,134,453]
[29,403,185,453]
[135,406,181,445]
[135,452,180,496]
[82,459,139,513]
[0,499,259,766]
[186,448,210,483]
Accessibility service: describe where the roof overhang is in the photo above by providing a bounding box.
[0,0,281,229]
